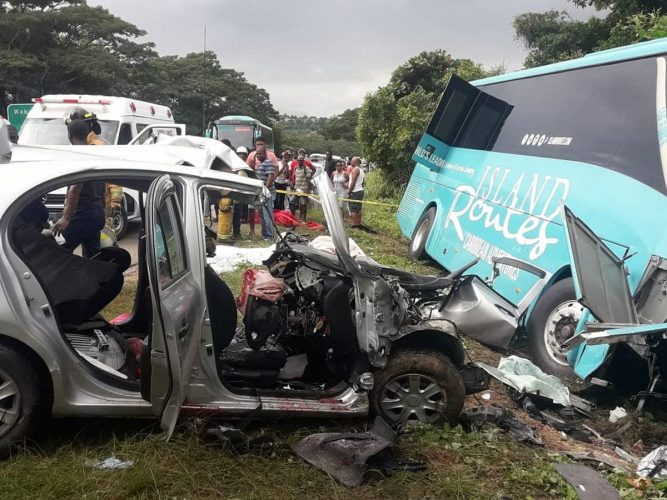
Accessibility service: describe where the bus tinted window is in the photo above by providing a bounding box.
[480,56,664,193]
[429,76,479,144]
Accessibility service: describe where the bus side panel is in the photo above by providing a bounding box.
[402,135,662,306]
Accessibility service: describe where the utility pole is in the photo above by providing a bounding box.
[202,25,207,134]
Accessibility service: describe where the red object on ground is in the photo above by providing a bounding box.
[273,209,324,230]
[236,269,285,315]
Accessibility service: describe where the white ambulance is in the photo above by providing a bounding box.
[17,95,182,239]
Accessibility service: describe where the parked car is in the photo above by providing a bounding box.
[0,129,487,457]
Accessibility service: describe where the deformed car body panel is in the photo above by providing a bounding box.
[313,174,394,365]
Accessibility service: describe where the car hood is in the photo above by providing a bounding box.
[313,174,375,279]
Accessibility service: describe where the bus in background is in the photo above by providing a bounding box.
[206,115,274,151]
[397,39,667,377]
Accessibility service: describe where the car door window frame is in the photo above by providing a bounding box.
[154,193,188,289]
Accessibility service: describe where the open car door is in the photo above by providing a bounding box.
[145,174,203,437]
[562,206,667,379]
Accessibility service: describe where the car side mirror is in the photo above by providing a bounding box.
[488,256,547,286]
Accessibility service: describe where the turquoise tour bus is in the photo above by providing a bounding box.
[206,115,274,151]
[397,39,667,376]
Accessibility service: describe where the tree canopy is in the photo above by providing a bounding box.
[356,50,499,185]
[0,0,277,134]
[514,0,666,67]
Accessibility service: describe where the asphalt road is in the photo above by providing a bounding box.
[118,223,140,266]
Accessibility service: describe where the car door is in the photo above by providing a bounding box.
[145,174,203,437]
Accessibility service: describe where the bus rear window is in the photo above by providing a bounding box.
[480,56,664,194]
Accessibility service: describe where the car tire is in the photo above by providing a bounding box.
[371,349,465,426]
[526,278,582,378]
[408,207,436,261]
[110,205,128,241]
[0,345,47,458]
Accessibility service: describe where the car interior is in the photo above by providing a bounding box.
[10,176,356,399]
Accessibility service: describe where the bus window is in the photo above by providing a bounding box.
[481,56,664,193]
[216,124,254,150]
[428,76,479,145]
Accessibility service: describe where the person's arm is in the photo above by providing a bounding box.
[53,184,82,235]
[266,165,275,189]
[246,152,255,167]
[348,168,358,194]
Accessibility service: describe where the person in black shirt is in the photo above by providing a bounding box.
[53,120,106,258]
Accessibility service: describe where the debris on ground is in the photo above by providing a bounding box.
[636,445,667,479]
[291,417,424,487]
[203,425,277,455]
[208,244,274,273]
[84,456,134,470]
[609,407,628,424]
[554,463,621,500]
[566,450,635,475]
[461,406,543,445]
[478,355,571,406]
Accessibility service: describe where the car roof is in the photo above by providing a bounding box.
[0,155,264,215]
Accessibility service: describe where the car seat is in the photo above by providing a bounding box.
[13,198,127,325]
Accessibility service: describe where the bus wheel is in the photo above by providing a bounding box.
[408,207,436,260]
[526,278,583,377]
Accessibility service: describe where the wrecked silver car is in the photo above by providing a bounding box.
[0,136,485,457]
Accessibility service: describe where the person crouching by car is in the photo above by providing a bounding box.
[255,148,276,241]
[53,120,106,258]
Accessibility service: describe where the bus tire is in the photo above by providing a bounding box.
[526,278,581,378]
[408,207,436,261]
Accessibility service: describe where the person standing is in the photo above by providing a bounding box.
[331,159,348,209]
[291,154,313,221]
[274,155,291,210]
[347,157,365,227]
[255,149,276,240]
[53,120,106,258]
[325,151,337,177]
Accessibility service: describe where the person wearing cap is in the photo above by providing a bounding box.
[53,120,106,257]
[67,107,124,233]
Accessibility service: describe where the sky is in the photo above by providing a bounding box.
[90,0,603,117]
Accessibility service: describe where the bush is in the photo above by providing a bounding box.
[364,170,405,201]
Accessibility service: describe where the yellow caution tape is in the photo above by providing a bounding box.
[274,189,398,208]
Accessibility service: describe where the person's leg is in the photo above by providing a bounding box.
[300,198,308,221]
[248,207,256,238]
[266,193,275,239]
[61,217,85,254]
[232,202,242,237]
[81,207,105,258]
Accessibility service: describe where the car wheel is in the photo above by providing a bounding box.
[0,345,46,458]
[372,349,465,426]
[526,278,583,377]
[408,207,436,261]
[109,206,128,240]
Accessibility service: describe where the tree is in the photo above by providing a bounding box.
[513,0,666,68]
[0,0,278,135]
[0,0,155,113]
[356,50,497,185]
